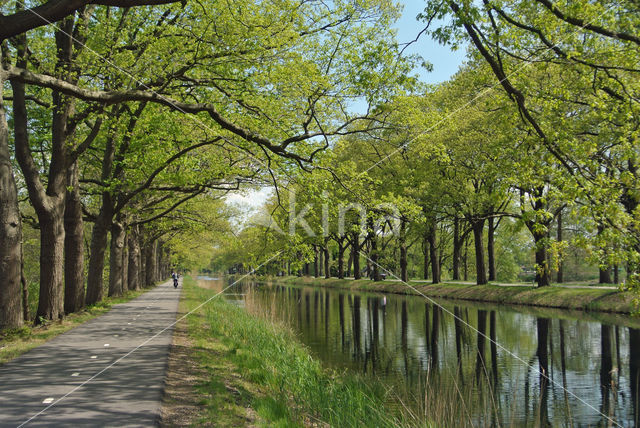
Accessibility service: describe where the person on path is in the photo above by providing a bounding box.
[171,271,179,288]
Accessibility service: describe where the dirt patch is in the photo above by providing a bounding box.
[160,296,261,427]
[160,318,206,427]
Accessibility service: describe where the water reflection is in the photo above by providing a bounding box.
[205,278,640,426]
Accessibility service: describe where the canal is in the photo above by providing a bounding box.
[199,277,640,427]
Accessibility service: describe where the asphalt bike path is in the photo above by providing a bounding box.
[0,280,180,427]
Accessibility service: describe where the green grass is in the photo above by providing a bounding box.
[182,276,424,427]
[253,275,636,314]
[0,288,146,365]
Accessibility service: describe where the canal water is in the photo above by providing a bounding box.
[199,277,640,427]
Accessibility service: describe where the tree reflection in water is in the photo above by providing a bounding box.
[218,279,640,427]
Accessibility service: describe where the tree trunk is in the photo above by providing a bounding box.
[12,69,67,322]
[533,229,551,287]
[122,230,128,291]
[368,217,381,281]
[556,210,563,283]
[351,232,361,280]
[452,217,461,281]
[138,230,146,287]
[597,224,612,284]
[463,236,469,281]
[108,220,125,297]
[472,219,487,285]
[323,237,330,279]
[399,218,408,283]
[313,245,319,278]
[487,216,496,281]
[85,207,112,304]
[600,266,612,284]
[21,258,29,323]
[0,49,24,328]
[127,226,141,291]
[64,161,85,314]
[155,240,163,282]
[36,214,66,321]
[338,238,346,279]
[423,231,430,280]
[145,239,157,287]
[428,221,440,284]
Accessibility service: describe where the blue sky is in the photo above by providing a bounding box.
[394,1,467,84]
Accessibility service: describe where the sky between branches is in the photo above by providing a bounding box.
[226,1,466,210]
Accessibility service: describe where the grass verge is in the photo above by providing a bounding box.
[253,275,636,315]
[182,276,422,427]
[0,288,147,365]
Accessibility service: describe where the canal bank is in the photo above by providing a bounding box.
[243,275,637,315]
[173,276,419,427]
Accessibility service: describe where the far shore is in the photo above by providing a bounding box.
[226,274,638,316]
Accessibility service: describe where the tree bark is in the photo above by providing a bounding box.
[64,161,85,314]
[533,229,551,287]
[145,239,157,286]
[85,206,112,304]
[11,32,68,322]
[423,229,430,280]
[0,48,24,329]
[472,219,487,285]
[337,238,346,279]
[487,216,496,281]
[36,214,66,321]
[452,217,461,280]
[21,258,29,323]
[463,236,469,281]
[351,232,361,280]
[428,221,440,284]
[599,266,612,284]
[597,224,612,284]
[138,229,146,286]
[122,230,128,291]
[368,217,381,281]
[323,237,330,279]
[556,210,563,283]
[108,219,125,297]
[399,218,408,283]
[127,226,141,291]
[313,245,319,278]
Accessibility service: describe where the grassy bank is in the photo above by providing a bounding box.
[0,288,146,365]
[247,275,637,315]
[181,276,422,427]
